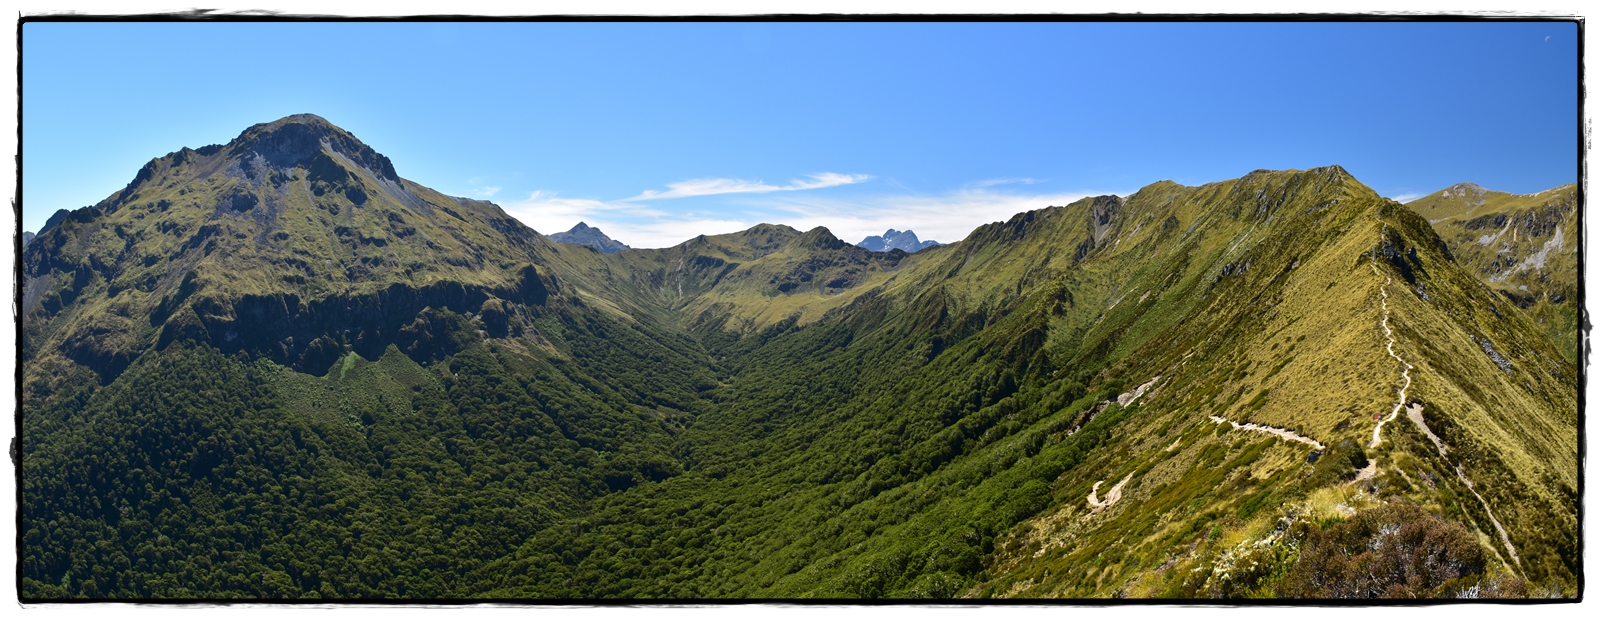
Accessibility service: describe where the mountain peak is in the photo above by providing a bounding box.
[549,221,630,253]
[263,112,336,128]
[1436,182,1490,199]
[223,113,399,183]
[799,226,849,251]
[858,228,941,253]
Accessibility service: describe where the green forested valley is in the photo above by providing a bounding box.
[20,115,1580,600]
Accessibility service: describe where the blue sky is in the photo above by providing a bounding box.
[22,20,1579,247]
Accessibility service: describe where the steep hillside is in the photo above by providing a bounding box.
[974,175,1576,598]
[1405,183,1580,362]
[20,116,1578,601]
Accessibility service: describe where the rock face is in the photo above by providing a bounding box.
[857,228,941,253]
[549,222,630,253]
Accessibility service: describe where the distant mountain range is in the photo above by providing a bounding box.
[1404,182,1578,362]
[858,228,941,253]
[19,114,1576,601]
[548,222,630,253]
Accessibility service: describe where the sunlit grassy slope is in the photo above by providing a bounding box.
[970,179,1576,598]
[470,167,1576,598]
[21,115,1578,600]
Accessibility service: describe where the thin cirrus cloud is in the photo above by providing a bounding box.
[500,189,754,249]
[500,190,659,232]
[499,185,1119,250]
[621,173,872,201]
[968,177,1046,188]
[465,177,502,198]
[495,174,1112,251]
[496,172,872,248]
[753,187,1111,248]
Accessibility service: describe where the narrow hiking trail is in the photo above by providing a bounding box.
[1208,416,1325,450]
[1407,402,1447,456]
[1370,273,1414,449]
[1368,239,1520,568]
[1456,464,1521,567]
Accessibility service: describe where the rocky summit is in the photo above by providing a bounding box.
[858,228,941,253]
[21,115,1578,601]
[548,222,631,253]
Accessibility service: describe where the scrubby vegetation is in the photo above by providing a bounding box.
[1277,502,1524,599]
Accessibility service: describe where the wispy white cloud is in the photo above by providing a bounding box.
[495,177,1113,252]
[969,177,1045,188]
[576,217,757,250]
[753,187,1112,247]
[500,190,753,248]
[465,177,503,199]
[1387,192,1425,203]
[499,190,663,236]
[623,173,871,201]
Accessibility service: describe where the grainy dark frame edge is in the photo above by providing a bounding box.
[1574,13,1588,606]
[12,9,23,613]
[7,8,1588,608]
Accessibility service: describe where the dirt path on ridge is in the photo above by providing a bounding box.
[1208,416,1325,450]
[1369,274,1413,449]
[1456,465,1521,567]
[1367,231,1519,567]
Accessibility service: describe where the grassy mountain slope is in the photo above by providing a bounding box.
[467,168,1577,598]
[976,185,1577,598]
[21,115,1578,600]
[585,224,912,334]
[1405,183,1580,362]
[22,114,570,383]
